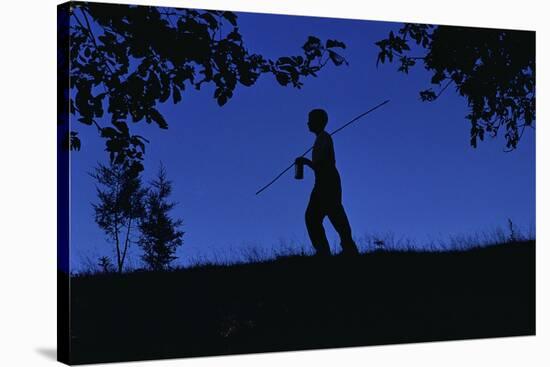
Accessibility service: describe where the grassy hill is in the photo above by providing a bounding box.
[67,240,535,364]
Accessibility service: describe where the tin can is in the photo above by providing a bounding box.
[294,161,304,180]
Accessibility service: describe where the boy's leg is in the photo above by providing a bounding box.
[305,193,331,256]
[327,202,359,255]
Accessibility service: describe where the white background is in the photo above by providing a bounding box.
[0,0,547,366]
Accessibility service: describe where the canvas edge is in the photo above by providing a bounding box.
[58,1,72,365]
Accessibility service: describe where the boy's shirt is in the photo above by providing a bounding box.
[312,131,339,185]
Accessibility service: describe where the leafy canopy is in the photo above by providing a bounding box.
[375,24,535,150]
[64,2,348,175]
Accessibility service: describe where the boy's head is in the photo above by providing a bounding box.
[307,109,328,134]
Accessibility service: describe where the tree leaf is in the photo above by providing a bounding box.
[149,108,168,129]
[78,116,93,125]
[222,11,237,26]
[172,86,182,104]
[113,120,129,135]
[199,13,219,29]
[101,127,118,138]
[328,50,348,66]
[326,39,346,49]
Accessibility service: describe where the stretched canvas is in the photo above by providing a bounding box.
[58,1,536,364]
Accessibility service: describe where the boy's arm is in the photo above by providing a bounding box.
[295,156,314,170]
[296,136,330,172]
[310,134,331,171]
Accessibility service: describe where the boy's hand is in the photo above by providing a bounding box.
[295,157,311,166]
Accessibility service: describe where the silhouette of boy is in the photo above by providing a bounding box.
[295,109,359,257]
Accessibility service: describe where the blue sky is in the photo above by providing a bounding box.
[70,9,535,270]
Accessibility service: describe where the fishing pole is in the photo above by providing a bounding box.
[255,99,390,196]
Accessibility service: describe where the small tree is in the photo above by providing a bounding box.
[98,256,114,273]
[91,161,146,273]
[139,164,184,271]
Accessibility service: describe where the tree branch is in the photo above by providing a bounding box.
[436,79,453,99]
[80,7,115,76]
[121,217,132,272]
